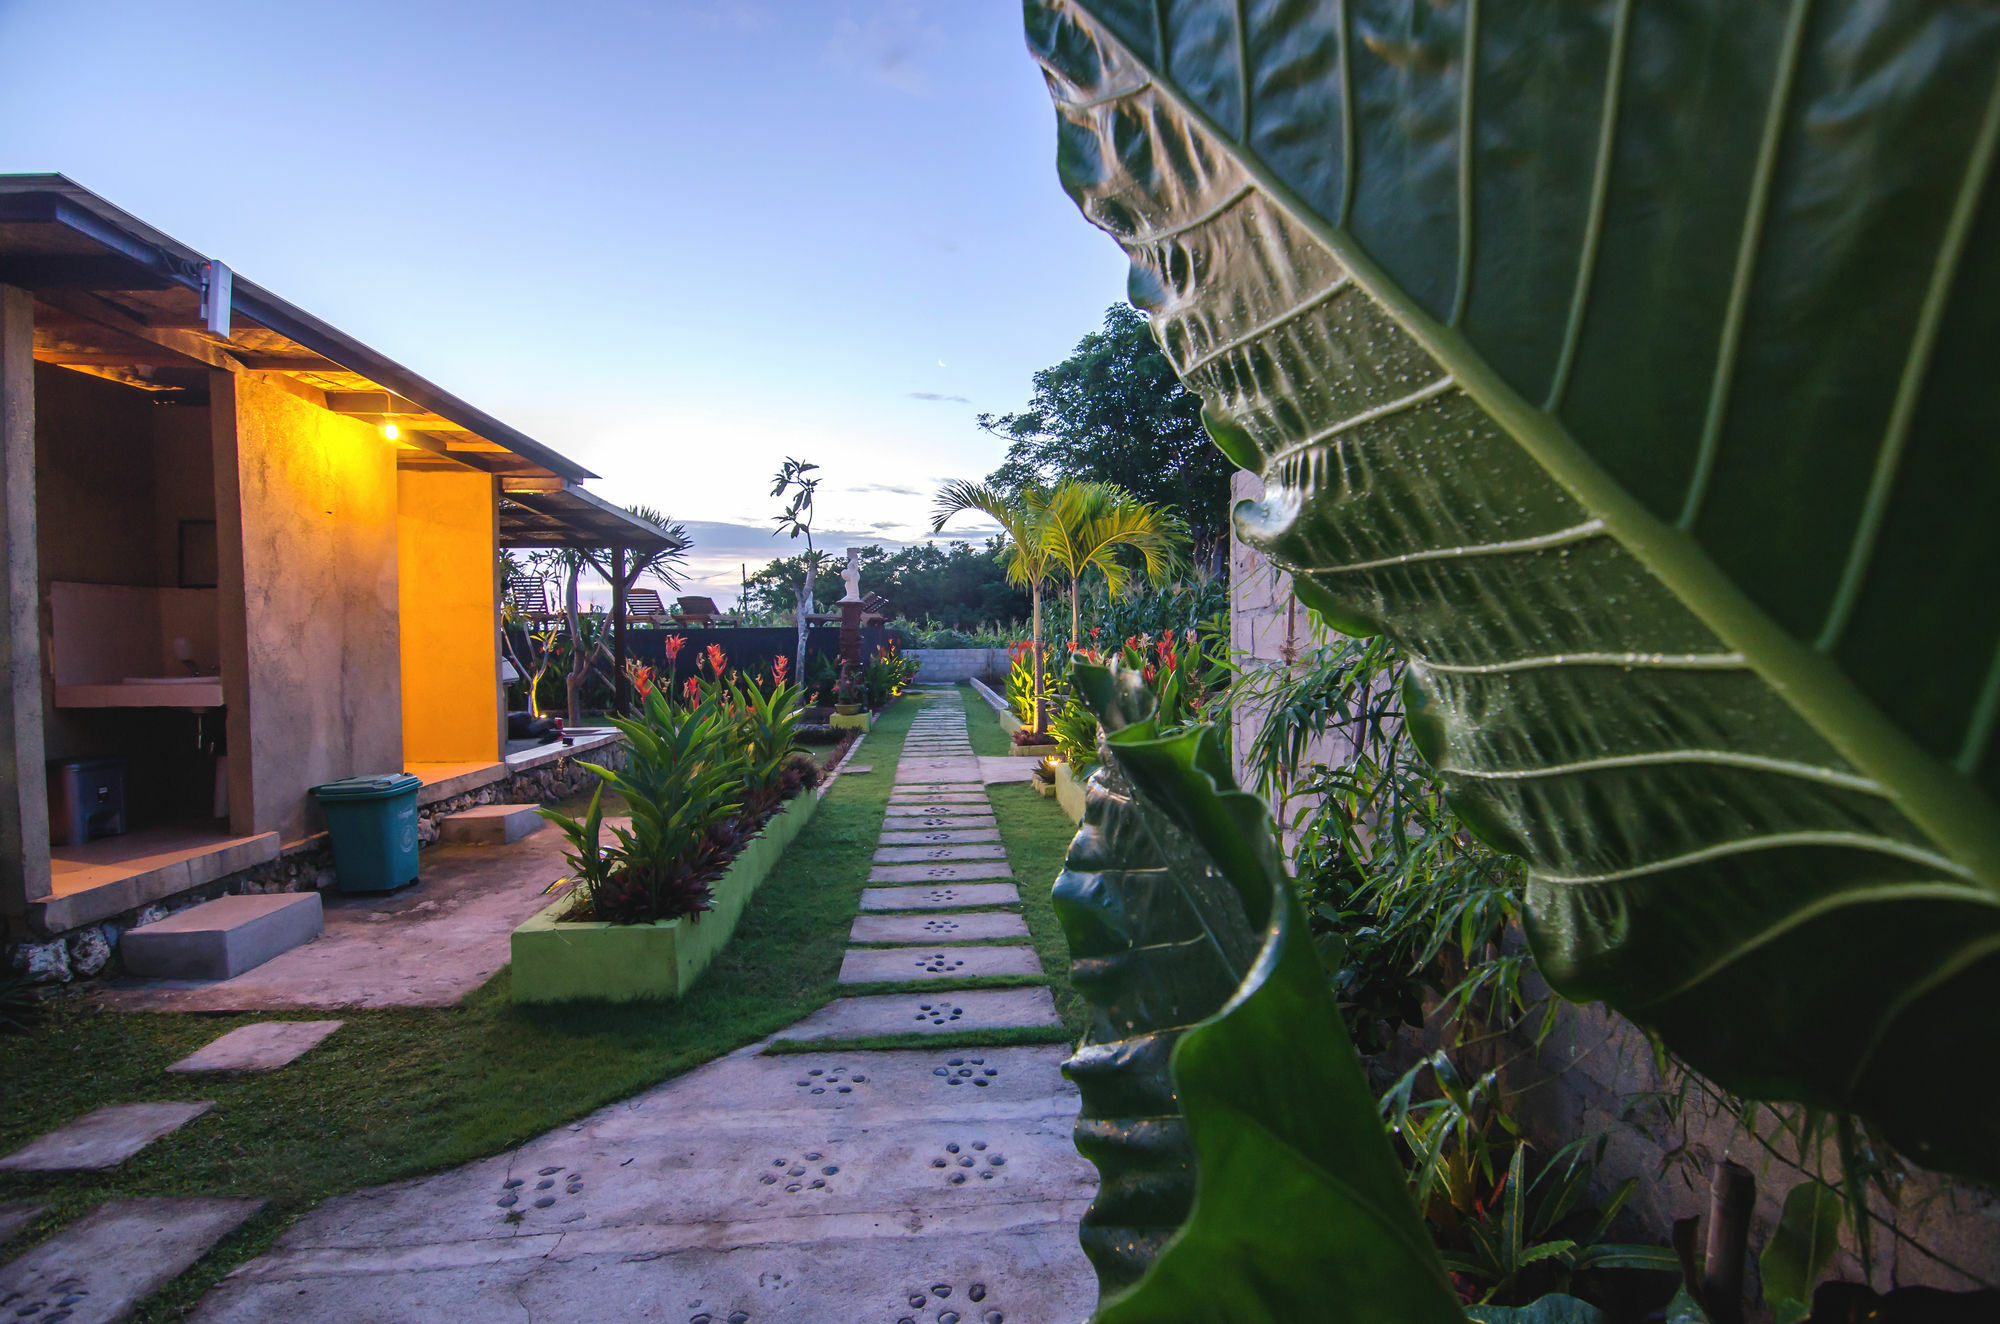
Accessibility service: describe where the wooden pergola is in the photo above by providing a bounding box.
[499,485,684,714]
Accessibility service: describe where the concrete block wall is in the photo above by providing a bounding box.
[1227,472,2000,1291]
[903,648,1009,684]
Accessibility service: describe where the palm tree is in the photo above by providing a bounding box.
[932,480,1059,734]
[1040,481,1183,641]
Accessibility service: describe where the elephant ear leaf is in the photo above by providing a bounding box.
[1055,662,1463,1322]
[1027,0,2000,1181]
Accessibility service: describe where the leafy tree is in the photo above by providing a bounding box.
[1040,480,1183,639]
[933,480,1061,732]
[983,303,1233,568]
[746,539,1031,628]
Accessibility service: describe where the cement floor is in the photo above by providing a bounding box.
[189,694,1096,1322]
[97,824,588,1012]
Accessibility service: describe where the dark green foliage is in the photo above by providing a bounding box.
[1031,0,2000,1186]
[1055,661,1463,1322]
[984,304,1234,565]
[748,540,1030,629]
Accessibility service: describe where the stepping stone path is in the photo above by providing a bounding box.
[167,1020,344,1073]
[0,1103,213,1173]
[0,1198,263,1324]
[187,693,1093,1322]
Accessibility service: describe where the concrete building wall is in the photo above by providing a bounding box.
[214,372,402,843]
[0,287,49,915]
[903,648,1009,683]
[396,468,500,764]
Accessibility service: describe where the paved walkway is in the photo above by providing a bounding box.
[187,694,1097,1323]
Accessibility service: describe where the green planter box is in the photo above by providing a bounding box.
[829,710,872,732]
[510,791,819,1004]
[1054,759,1089,825]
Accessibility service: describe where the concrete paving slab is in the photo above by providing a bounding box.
[874,843,1007,863]
[772,987,1060,1041]
[883,803,995,816]
[859,883,1021,910]
[99,820,590,1011]
[876,828,1002,847]
[188,1046,1092,1324]
[434,803,545,845]
[837,945,1042,984]
[848,911,1031,944]
[868,862,1015,883]
[980,757,1039,784]
[839,764,872,775]
[887,794,991,807]
[166,1021,344,1073]
[120,892,324,981]
[881,814,997,830]
[0,1197,263,1324]
[889,787,986,799]
[0,1202,43,1245]
[0,1103,214,1172]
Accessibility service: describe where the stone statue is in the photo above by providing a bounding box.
[840,547,862,603]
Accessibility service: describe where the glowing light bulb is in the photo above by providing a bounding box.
[381,422,401,441]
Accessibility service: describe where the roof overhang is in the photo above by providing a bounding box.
[0,174,596,484]
[500,484,685,552]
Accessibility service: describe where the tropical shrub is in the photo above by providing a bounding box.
[861,642,919,707]
[1028,0,2000,1315]
[540,651,816,925]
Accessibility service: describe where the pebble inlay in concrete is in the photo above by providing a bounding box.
[772,987,1060,1042]
[877,828,1001,846]
[848,911,1030,944]
[874,844,1007,863]
[858,883,1021,910]
[836,945,1041,985]
[868,862,1016,884]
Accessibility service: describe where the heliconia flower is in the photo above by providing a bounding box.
[772,655,789,684]
[706,643,727,676]
[661,635,687,661]
[1089,627,1101,640]
[683,676,702,704]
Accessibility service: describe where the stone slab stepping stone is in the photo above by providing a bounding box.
[884,802,995,815]
[0,1197,264,1324]
[875,843,1006,863]
[849,911,1031,944]
[882,815,998,831]
[869,862,1014,883]
[0,1103,213,1173]
[167,1020,344,1073]
[889,794,991,807]
[890,785,986,797]
[120,892,323,981]
[772,986,1060,1041]
[838,764,872,775]
[878,828,1001,845]
[0,1202,43,1245]
[436,802,546,845]
[860,882,1021,910]
[980,757,1040,784]
[838,944,1043,984]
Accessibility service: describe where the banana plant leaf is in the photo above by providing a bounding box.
[1055,662,1464,1322]
[1026,0,2000,1183]
[1467,1298,1606,1324]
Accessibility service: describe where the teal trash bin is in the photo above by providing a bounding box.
[311,773,423,892]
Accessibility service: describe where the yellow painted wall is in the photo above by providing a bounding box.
[214,372,403,841]
[396,468,500,765]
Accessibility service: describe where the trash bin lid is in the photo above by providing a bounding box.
[311,773,423,800]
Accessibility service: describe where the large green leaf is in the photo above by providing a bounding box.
[1026,0,2000,1181]
[1055,662,1463,1321]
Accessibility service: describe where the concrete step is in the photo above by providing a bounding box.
[120,892,322,981]
[436,803,546,845]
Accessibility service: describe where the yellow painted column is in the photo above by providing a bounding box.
[397,468,501,764]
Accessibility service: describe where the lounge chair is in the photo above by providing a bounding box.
[673,596,735,626]
[507,577,558,625]
[625,587,672,624]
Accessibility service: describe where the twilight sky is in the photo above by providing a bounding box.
[0,0,1131,603]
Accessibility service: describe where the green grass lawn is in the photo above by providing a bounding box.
[960,684,1087,1035]
[0,696,927,1319]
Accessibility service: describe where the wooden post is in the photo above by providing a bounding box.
[0,285,50,918]
[611,545,628,716]
[1701,1160,1756,1324]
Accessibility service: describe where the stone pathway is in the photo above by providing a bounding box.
[186,693,1095,1322]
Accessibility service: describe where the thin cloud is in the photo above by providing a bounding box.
[908,391,970,404]
[846,482,921,496]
